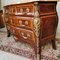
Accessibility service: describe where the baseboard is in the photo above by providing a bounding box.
[56,38,60,43]
[56,33,60,38]
[56,33,60,43]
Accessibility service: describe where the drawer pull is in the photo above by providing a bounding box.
[27,34,30,37]
[13,30,15,34]
[21,33,28,39]
[20,8,23,13]
[19,20,22,24]
[19,21,25,26]
[5,18,8,22]
[11,19,13,23]
[26,8,30,13]
[25,21,29,25]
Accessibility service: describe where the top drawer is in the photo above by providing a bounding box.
[4,4,34,16]
[39,3,56,15]
[4,2,57,16]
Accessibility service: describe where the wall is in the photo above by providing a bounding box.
[1,0,21,10]
[57,2,60,33]
[1,0,5,10]
[0,0,1,10]
[56,2,60,38]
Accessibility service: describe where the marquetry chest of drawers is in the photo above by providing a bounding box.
[4,1,58,60]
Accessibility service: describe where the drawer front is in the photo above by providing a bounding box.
[19,28,35,43]
[39,3,56,15]
[6,24,35,44]
[4,4,34,16]
[8,16,34,30]
[4,6,16,14]
[17,17,34,30]
[9,16,17,26]
[4,15,16,26]
[6,16,17,26]
[40,15,58,39]
[15,4,34,15]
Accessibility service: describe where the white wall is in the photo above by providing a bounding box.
[1,0,22,9]
[57,2,60,34]
[0,0,1,10]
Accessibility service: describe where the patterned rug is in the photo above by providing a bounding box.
[0,28,60,60]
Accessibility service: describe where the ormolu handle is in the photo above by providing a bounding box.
[21,32,28,39]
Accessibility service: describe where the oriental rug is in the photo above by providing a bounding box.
[0,28,60,60]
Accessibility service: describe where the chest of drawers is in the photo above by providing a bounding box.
[4,1,58,60]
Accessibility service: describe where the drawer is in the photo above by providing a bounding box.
[4,4,34,16]
[17,17,34,30]
[8,16,34,30]
[7,16,18,26]
[4,6,16,14]
[6,24,36,45]
[9,16,16,26]
[40,15,58,39]
[39,3,56,15]
[7,25,36,45]
[8,6,16,14]
[4,15,16,25]
[18,28,35,44]
[16,4,34,15]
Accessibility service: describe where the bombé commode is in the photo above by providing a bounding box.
[4,1,58,60]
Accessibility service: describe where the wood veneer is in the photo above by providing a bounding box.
[4,1,58,60]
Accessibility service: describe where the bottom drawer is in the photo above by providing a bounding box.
[18,28,35,44]
[6,24,36,46]
[16,28,35,47]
